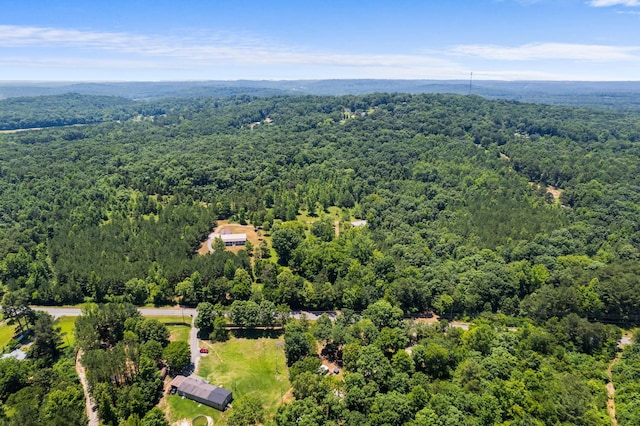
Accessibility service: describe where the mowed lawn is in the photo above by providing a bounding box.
[56,316,77,348]
[144,316,191,343]
[168,325,190,343]
[168,336,289,424]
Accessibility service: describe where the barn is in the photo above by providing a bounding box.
[170,375,233,411]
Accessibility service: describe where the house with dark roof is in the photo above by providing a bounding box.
[170,375,233,411]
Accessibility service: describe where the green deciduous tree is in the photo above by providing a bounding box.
[162,341,190,373]
[272,227,303,266]
[284,322,313,366]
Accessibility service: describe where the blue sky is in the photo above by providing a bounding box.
[1,0,639,81]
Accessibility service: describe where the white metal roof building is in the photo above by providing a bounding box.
[220,233,247,246]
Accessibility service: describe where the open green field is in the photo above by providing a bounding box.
[0,322,17,351]
[145,315,190,326]
[167,336,289,425]
[144,316,191,343]
[168,325,190,343]
[296,205,341,224]
[56,316,77,348]
[166,394,220,423]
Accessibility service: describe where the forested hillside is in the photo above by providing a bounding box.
[2,91,640,424]
[3,80,640,111]
[0,93,639,323]
[0,94,143,130]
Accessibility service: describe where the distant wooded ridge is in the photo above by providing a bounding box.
[1,79,640,111]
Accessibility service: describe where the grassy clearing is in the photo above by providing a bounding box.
[166,394,220,423]
[145,316,191,326]
[56,316,76,348]
[168,325,190,343]
[0,322,17,350]
[297,206,341,224]
[168,336,289,425]
[296,209,321,224]
[141,316,191,343]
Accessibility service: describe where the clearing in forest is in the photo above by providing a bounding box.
[165,336,289,425]
[529,182,563,202]
[197,220,261,255]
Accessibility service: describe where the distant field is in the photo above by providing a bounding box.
[167,336,289,425]
[296,205,341,224]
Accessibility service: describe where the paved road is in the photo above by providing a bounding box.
[30,306,633,346]
[33,306,196,319]
[189,314,201,374]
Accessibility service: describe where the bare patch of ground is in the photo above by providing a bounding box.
[157,391,172,424]
[529,182,563,202]
[607,353,622,426]
[281,387,294,404]
[317,343,343,377]
[546,185,562,201]
[412,313,471,330]
[76,351,99,426]
[197,220,262,255]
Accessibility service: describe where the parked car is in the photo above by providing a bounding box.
[199,348,209,353]
[333,368,340,374]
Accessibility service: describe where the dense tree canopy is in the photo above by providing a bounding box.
[1,88,640,425]
[1,92,639,325]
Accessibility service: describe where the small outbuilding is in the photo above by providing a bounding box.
[170,375,233,411]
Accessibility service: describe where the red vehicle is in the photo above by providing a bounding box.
[199,348,209,354]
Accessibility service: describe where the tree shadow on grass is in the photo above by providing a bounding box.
[230,328,284,339]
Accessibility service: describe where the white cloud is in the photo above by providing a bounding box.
[588,0,640,6]
[450,42,640,61]
[1,25,638,81]
[0,56,182,70]
[0,25,453,70]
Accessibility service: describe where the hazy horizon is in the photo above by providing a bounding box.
[2,0,640,82]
